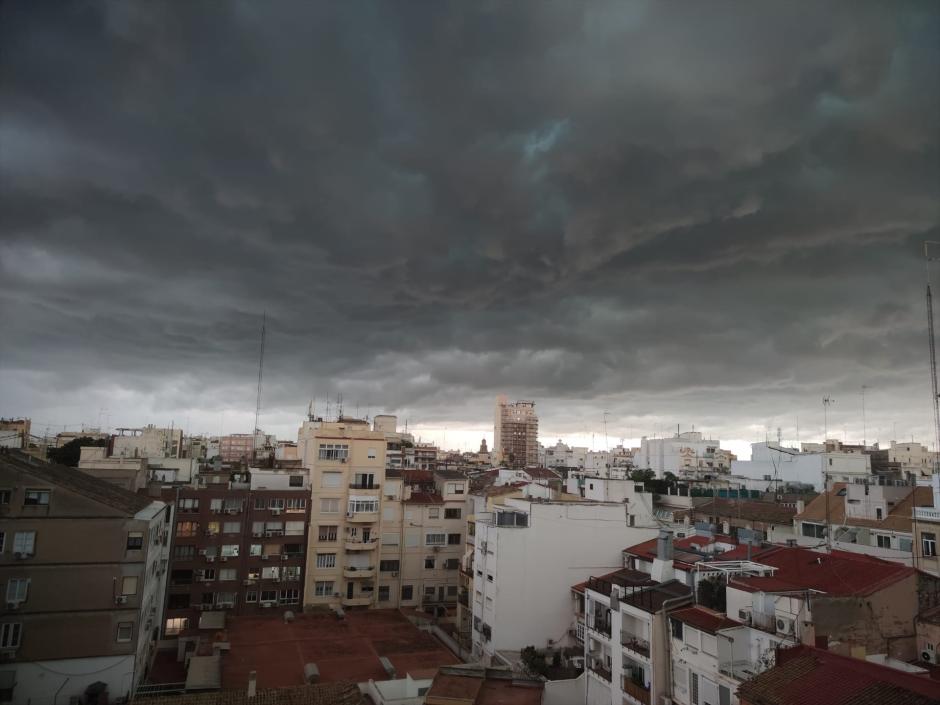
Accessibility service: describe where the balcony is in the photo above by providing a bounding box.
[458,590,469,607]
[342,595,372,607]
[622,636,650,659]
[348,483,381,491]
[346,511,379,523]
[590,615,612,638]
[915,506,940,522]
[343,566,375,579]
[345,539,378,551]
[588,662,612,683]
[719,660,762,681]
[622,678,651,705]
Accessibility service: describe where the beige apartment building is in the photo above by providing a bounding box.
[493,395,539,468]
[301,419,388,608]
[0,450,171,705]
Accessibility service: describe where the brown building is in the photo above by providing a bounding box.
[161,470,310,635]
[218,434,256,463]
[0,450,172,704]
[493,396,539,468]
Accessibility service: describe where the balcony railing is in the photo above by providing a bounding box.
[349,482,381,490]
[588,662,612,682]
[622,636,650,658]
[591,616,612,637]
[622,678,651,705]
[719,660,763,681]
[915,506,940,522]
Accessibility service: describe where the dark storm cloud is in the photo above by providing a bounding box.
[1,0,938,446]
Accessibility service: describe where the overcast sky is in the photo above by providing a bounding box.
[2,1,939,456]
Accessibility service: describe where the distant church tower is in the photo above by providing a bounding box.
[479,438,488,454]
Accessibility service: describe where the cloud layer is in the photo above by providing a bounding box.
[2,1,938,450]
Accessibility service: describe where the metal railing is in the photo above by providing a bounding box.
[622,635,650,657]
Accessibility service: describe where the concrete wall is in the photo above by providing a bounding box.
[2,654,136,705]
[544,672,584,705]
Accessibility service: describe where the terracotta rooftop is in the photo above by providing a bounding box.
[738,644,940,705]
[795,482,933,533]
[132,683,362,705]
[402,469,434,484]
[670,606,740,635]
[691,497,797,525]
[0,450,156,515]
[620,580,692,613]
[403,492,445,505]
[623,534,773,570]
[434,469,466,479]
[728,545,915,597]
[427,667,544,705]
[522,467,560,480]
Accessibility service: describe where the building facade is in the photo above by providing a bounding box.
[493,396,539,468]
[0,451,171,704]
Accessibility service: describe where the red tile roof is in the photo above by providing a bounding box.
[523,467,560,480]
[738,644,940,705]
[623,534,763,569]
[729,546,915,597]
[403,469,434,484]
[670,606,740,635]
[403,492,444,505]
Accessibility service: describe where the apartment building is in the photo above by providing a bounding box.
[301,419,387,609]
[161,467,310,635]
[730,442,872,491]
[638,431,732,478]
[471,498,659,664]
[794,480,932,566]
[914,475,940,577]
[377,469,467,610]
[218,433,256,463]
[493,395,539,468]
[113,425,183,459]
[0,420,29,450]
[0,451,171,705]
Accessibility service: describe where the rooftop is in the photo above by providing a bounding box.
[619,580,692,613]
[795,482,933,533]
[0,450,156,515]
[403,492,445,505]
[191,610,457,689]
[691,497,798,525]
[574,568,657,595]
[132,684,362,705]
[402,469,434,484]
[434,469,466,479]
[522,467,560,480]
[669,606,740,635]
[426,666,544,705]
[728,545,915,597]
[738,644,940,705]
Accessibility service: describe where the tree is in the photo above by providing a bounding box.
[697,576,727,612]
[629,468,656,483]
[520,645,548,677]
[48,437,108,467]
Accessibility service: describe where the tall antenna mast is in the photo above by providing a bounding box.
[603,411,609,452]
[822,396,835,443]
[254,312,266,435]
[925,241,940,469]
[861,385,869,448]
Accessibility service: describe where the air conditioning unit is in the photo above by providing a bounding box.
[281,555,289,561]
[776,617,795,635]
[252,531,263,538]
[115,596,128,605]
[226,509,239,514]
[12,552,27,561]
[922,649,937,664]
[262,601,274,608]
[220,557,228,562]
[5,602,20,611]
[738,609,752,625]
[206,556,215,563]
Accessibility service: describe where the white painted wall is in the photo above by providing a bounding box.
[7,655,137,705]
[471,500,657,661]
[731,443,871,491]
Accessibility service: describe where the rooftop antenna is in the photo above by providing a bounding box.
[925,241,940,471]
[822,396,835,442]
[337,393,343,420]
[603,411,610,452]
[861,385,869,448]
[254,312,266,435]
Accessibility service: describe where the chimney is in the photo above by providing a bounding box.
[651,529,675,583]
[247,670,257,699]
[657,529,674,560]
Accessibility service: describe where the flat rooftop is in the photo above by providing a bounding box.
[219,609,459,689]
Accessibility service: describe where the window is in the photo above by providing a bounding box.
[424,585,436,597]
[801,522,826,539]
[116,622,133,643]
[428,507,440,519]
[261,590,278,603]
[0,490,9,505]
[284,543,303,555]
[378,585,390,601]
[876,535,892,549]
[318,443,349,460]
[23,489,50,506]
[219,569,237,581]
[448,483,464,495]
[289,475,304,487]
[286,498,306,511]
[250,544,262,556]
[924,532,937,557]
[286,521,305,536]
[176,522,199,538]
[353,473,375,488]
[316,553,336,569]
[265,521,284,535]
[487,574,494,583]
[319,525,338,542]
[320,498,339,514]
[445,508,461,519]
[245,590,258,603]
[448,533,462,545]
[0,532,4,553]
[13,532,35,556]
[121,576,138,595]
[262,566,281,580]
[671,618,683,640]
[380,560,400,572]
[280,589,300,604]
[223,522,240,534]
[206,522,220,536]
[876,507,884,520]
[368,448,377,459]
[900,537,913,553]
[254,498,267,510]
[6,579,29,604]
[424,557,435,570]
[425,533,445,546]
[315,581,335,597]
[448,585,458,596]
[270,498,285,510]
[177,497,199,512]
[444,558,459,570]
[252,521,265,536]
[210,498,223,512]
[126,532,144,550]
[165,617,187,636]
[401,585,413,600]
[175,545,195,560]
[284,566,301,581]
[221,544,239,557]
[348,499,378,514]
[200,568,216,581]
[382,532,400,546]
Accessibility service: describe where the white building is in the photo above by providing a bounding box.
[541,441,589,470]
[112,425,183,459]
[730,442,871,492]
[471,499,659,664]
[638,432,730,478]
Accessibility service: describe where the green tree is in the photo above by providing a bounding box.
[697,576,727,612]
[520,645,548,677]
[48,437,108,467]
